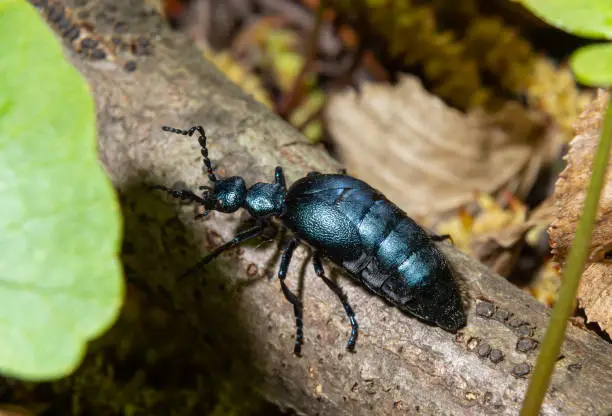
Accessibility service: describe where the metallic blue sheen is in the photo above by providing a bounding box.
[245,182,286,218]
[213,176,247,213]
[282,174,466,332]
[155,125,467,356]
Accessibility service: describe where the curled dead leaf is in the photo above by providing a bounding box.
[549,89,612,336]
[471,195,554,276]
[578,262,612,334]
[436,192,554,277]
[325,74,556,223]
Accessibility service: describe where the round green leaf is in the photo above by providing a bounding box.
[570,43,612,87]
[520,0,612,39]
[0,0,124,380]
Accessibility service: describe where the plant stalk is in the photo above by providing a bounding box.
[520,93,612,415]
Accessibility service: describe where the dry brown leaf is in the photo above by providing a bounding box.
[436,192,554,276]
[498,195,554,246]
[325,74,556,223]
[471,195,554,276]
[528,259,562,307]
[578,263,612,334]
[549,89,612,335]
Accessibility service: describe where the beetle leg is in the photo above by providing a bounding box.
[179,224,264,281]
[313,253,359,352]
[150,185,207,205]
[274,166,287,190]
[431,233,454,245]
[277,237,304,356]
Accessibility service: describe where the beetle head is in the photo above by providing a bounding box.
[201,176,247,215]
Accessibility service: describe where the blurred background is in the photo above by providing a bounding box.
[9,1,611,415]
[158,0,598,313]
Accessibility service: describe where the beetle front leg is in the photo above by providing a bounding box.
[277,237,304,356]
[179,224,264,280]
[150,185,207,205]
[313,253,359,352]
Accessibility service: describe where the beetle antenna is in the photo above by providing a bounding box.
[162,125,217,182]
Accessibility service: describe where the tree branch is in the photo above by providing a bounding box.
[36,1,612,414]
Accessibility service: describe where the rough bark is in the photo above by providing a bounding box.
[35,1,612,415]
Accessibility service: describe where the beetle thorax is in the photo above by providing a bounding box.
[245,182,286,218]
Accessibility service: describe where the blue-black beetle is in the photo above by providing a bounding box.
[153,125,467,355]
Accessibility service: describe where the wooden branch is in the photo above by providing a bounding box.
[39,1,612,415]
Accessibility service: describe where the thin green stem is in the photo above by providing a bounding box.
[520,94,612,415]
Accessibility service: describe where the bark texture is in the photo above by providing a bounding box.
[35,1,612,415]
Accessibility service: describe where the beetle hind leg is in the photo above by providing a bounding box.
[313,253,359,352]
[277,238,305,356]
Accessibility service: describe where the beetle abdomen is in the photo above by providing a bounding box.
[284,174,466,332]
[368,242,466,332]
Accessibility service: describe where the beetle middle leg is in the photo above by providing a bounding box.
[313,253,358,352]
[277,237,305,356]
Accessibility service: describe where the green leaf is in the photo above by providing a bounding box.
[519,0,612,39]
[0,0,124,380]
[570,43,612,87]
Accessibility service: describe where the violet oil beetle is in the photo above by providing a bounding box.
[152,125,467,356]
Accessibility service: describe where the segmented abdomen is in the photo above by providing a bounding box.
[283,174,465,330]
[332,186,431,280]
